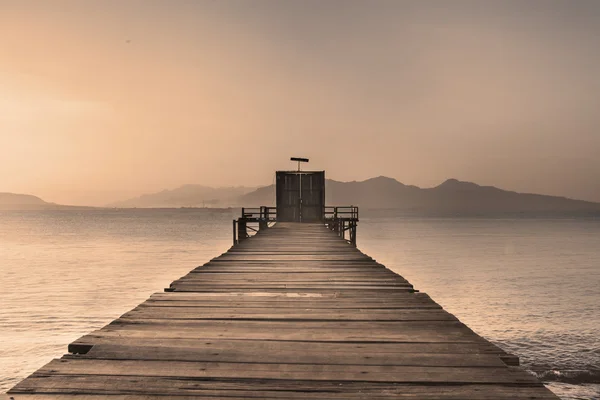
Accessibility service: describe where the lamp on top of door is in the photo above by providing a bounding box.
[290,157,309,172]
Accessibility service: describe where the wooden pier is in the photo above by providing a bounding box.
[8,222,558,399]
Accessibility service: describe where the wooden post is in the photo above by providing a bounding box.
[238,219,248,242]
[259,206,268,231]
[232,220,237,245]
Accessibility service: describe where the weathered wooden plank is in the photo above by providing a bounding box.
[69,338,510,356]
[165,285,414,296]
[170,281,414,287]
[121,307,456,321]
[68,343,508,367]
[214,255,373,261]
[8,377,558,399]
[34,359,541,384]
[75,327,493,343]
[104,318,471,329]
[141,302,442,309]
[175,276,409,283]
[148,291,437,301]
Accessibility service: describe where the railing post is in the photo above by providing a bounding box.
[259,206,268,231]
[238,219,248,243]
[232,220,237,245]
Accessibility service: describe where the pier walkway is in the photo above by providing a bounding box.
[8,223,558,399]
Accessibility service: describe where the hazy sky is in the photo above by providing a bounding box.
[1,1,599,205]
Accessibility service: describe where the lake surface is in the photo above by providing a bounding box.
[1,209,598,399]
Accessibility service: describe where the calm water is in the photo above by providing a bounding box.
[0,210,599,399]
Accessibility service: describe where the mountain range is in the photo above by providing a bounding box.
[240,177,600,214]
[3,177,600,213]
[107,185,256,208]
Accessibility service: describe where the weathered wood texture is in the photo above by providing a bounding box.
[8,223,558,399]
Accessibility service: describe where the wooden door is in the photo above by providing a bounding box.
[299,172,325,222]
[276,171,325,222]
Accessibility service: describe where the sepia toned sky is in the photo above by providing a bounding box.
[1,0,600,205]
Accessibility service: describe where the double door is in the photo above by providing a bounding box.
[276,171,325,222]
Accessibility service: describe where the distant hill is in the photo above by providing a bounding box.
[0,193,94,210]
[237,176,600,214]
[0,193,48,209]
[108,185,257,208]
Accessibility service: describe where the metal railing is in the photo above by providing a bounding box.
[324,206,359,246]
[324,206,359,220]
[240,207,277,221]
[233,207,277,244]
[233,205,358,246]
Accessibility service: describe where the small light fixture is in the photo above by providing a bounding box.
[290,157,309,171]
